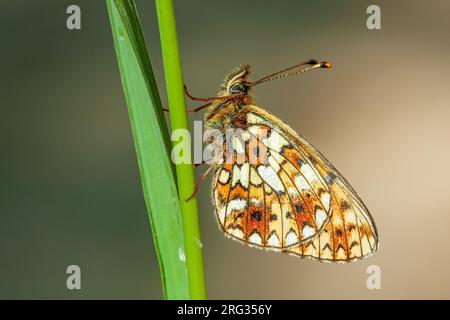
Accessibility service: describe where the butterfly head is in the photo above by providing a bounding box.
[220,64,251,97]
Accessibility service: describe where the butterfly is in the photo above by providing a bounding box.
[184,60,378,263]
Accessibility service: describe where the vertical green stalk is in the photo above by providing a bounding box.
[107,0,190,299]
[155,0,207,299]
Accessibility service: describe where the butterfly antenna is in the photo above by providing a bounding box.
[248,60,331,87]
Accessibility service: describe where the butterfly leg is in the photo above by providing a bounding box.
[185,163,214,201]
[188,101,212,113]
[184,85,215,102]
[184,85,233,102]
[194,162,205,168]
[162,102,211,114]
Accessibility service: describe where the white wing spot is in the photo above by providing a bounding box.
[232,163,249,188]
[267,232,280,247]
[250,167,262,186]
[262,130,289,152]
[249,232,262,245]
[218,170,230,184]
[321,192,331,212]
[232,135,245,155]
[315,208,327,227]
[250,198,263,206]
[294,174,310,191]
[268,155,280,172]
[287,187,299,199]
[228,198,247,211]
[302,225,316,239]
[301,164,317,182]
[258,165,284,193]
[285,231,299,246]
[247,113,268,125]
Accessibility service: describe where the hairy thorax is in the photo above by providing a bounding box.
[204,98,253,132]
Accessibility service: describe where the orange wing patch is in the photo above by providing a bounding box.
[246,168,265,245]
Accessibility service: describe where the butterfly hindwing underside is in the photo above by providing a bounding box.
[212,104,378,262]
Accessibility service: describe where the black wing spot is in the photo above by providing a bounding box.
[250,210,262,222]
[340,200,351,211]
[295,203,304,213]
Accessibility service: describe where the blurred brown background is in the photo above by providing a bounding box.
[1,0,450,299]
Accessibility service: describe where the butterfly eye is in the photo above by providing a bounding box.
[229,82,247,94]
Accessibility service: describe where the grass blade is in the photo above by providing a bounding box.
[107,0,190,299]
[155,0,207,299]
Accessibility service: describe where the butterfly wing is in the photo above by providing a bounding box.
[244,105,379,262]
[212,104,378,261]
[212,107,334,251]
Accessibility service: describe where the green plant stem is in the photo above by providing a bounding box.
[155,0,207,299]
[107,0,190,299]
